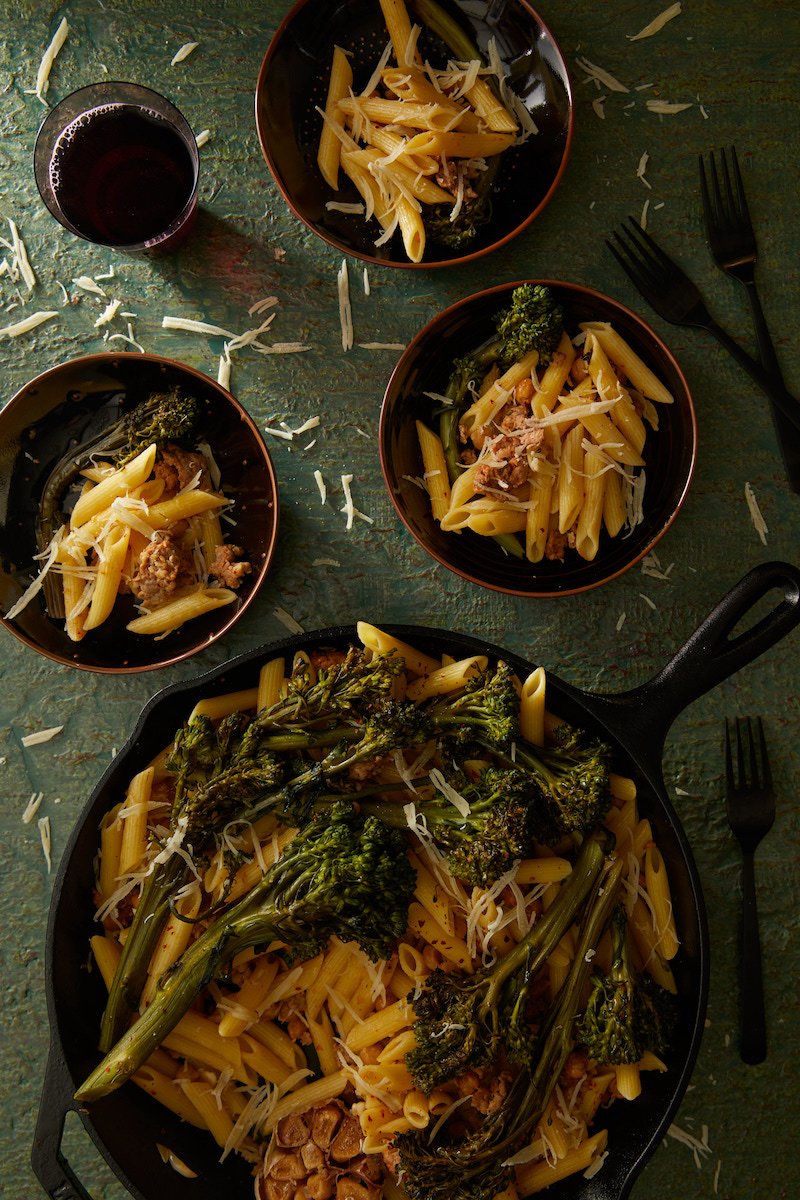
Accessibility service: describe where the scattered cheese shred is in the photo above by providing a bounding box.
[639,592,657,611]
[591,95,606,120]
[0,310,58,339]
[21,725,64,747]
[2,220,36,292]
[218,344,232,390]
[575,56,629,93]
[637,150,652,188]
[326,201,366,215]
[340,474,373,529]
[155,1145,198,1178]
[4,526,63,619]
[312,558,339,568]
[30,17,68,104]
[94,299,121,327]
[337,258,353,351]
[666,1122,712,1169]
[38,815,52,873]
[73,276,107,296]
[162,316,236,338]
[313,470,327,504]
[646,99,693,114]
[22,792,44,824]
[273,606,305,635]
[744,482,768,544]
[628,3,682,41]
[171,42,199,66]
[195,129,211,148]
[357,342,405,350]
[640,198,650,229]
[616,611,627,631]
[363,267,370,296]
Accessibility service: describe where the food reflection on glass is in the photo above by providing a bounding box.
[8,387,251,640]
[317,0,534,263]
[75,625,680,1199]
[34,81,199,251]
[415,285,674,564]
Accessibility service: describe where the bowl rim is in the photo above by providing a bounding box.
[254,0,575,270]
[379,277,698,596]
[0,350,280,674]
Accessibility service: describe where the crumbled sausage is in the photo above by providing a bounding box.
[154,443,210,494]
[130,531,188,607]
[310,649,348,672]
[545,526,577,562]
[209,543,251,589]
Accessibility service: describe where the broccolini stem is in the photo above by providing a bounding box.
[79,881,276,1101]
[411,0,481,63]
[478,830,610,1019]
[499,857,626,1151]
[98,856,185,1051]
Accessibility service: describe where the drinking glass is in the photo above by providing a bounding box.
[34,81,200,252]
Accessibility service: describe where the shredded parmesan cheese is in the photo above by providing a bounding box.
[646,99,693,114]
[667,1122,712,1169]
[21,725,63,747]
[628,3,682,41]
[273,606,305,635]
[637,150,652,188]
[575,56,629,93]
[73,276,107,297]
[744,482,768,544]
[29,17,68,104]
[171,42,199,66]
[195,129,211,148]
[0,310,58,339]
[22,792,44,824]
[94,299,122,327]
[38,815,52,872]
[337,258,353,351]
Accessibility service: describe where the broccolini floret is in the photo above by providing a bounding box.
[576,905,678,1064]
[493,283,564,370]
[78,803,415,1102]
[495,720,613,840]
[427,659,519,751]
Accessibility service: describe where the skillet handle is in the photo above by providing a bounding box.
[31,1045,94,1200]
[584,561,800,766]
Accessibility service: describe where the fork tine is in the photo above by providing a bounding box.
[727,145,753,228]
[610,227,662,290]
[699,153,714,230]
[623,216,678,274]
[724,718,735,788]
[735,716,749,786]
[755,716,772,790]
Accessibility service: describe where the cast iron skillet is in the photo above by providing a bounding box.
[32,561,800,1200]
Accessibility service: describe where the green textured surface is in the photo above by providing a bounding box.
[1,2,799,1198]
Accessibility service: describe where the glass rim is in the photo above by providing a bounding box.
[33,80,200,251]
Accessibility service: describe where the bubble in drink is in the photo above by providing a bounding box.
[49,103,197,247]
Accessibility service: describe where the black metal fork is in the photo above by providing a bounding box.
[700,147,800,490]
[607,218,800,435]
[724,717,776,1064]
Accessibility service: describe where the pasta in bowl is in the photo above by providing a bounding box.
[255,0,573,267]
[380,280,697,596]
[0,354,279,672]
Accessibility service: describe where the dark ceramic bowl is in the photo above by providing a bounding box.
[254,0,573,268]
[0,354,279,672]
[380,280,697,596]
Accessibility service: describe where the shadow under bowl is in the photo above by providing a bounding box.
[255,0,573,268]
[0,353,279,672]
[380,279,697,596]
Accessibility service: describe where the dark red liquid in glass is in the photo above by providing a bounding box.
[50,104,196,246]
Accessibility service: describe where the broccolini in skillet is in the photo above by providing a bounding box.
[79,803,415,1102]
[396,857,626,1200]
[576,904,678,1064]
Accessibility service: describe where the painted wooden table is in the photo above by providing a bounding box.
[1,2,798,1198]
